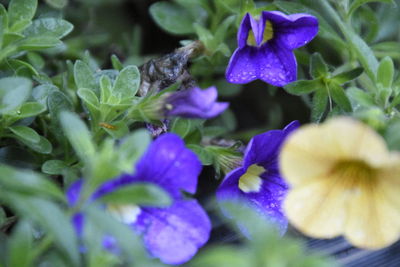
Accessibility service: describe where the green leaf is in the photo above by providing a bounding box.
[150,2,195,35]
[24,18,73,39]
[376,56,394,89]
[0,164,63,199]
[100,183,172,207]
[7,59,39,76]
[310,53,329,79]
[8,0,37,28]
[14,102,46,118]
[17,36,61,50]
[9,19,31,33]
[47,91,73,124]
[41,160,68,175]
[59,111,95,162]
[45,0,68,9]
[187,144,214,165]
[74,60,97,90]
[77,88,100,110]
[331,67,364,84]
[32,84,59,106]
[118,129,151,173]
[100,75,112,103]
[171,118,194,138]
[112,65,140,98]
[111,54,123,71]
[8,220,33,267]
[284,79,322,95]
[348,0,394,18]
[101,120,128,139]
[8,196,79,265]
[347,87,375,107]
[20,136,52,154]
[385,119,400,150]
[0,77,32,113]
[8,126,40,143]
[311,89,328,122]
[329,82,352,112]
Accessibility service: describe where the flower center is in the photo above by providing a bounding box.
[330,160,377,190]
[107,204,141,224]
[247,20,274,47]
[238,164,265,193]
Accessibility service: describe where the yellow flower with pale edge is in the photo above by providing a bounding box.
[280,117,400,249]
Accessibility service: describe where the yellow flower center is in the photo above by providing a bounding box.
[330,160,377,190]
[247,20,274,46]
[238,164,265,193]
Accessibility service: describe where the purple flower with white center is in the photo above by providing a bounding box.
[216,121,299,232]
[67,133,211,265]
[164,86,228,119]
[226,11,318,86]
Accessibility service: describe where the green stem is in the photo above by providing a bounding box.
[31,236,53,261]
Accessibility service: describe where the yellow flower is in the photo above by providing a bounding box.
[280,117,400,249]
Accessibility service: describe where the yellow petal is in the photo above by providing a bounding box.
[344,180,400,249]
[284,177,349,238]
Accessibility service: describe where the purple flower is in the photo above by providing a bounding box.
[226,11,318,86]
[216,121,299,232]
[164,86,228,119]
[67,134,211,265]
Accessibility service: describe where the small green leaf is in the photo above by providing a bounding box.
[41,160,68,175]
[111,54,123,71]
[150,2,195,35]
[385,119,400,150]
[59,111,95,162]
[9,19,31,33]
[8,126,40,144]
[47,91,73,123]
[14,102,46,118]
[100,183,172,207]
[329,82,352,112]
[347,87,375,107]
[32,84,59,106]
[112,65,140,98]
[0,77,32,113]
[8,0,37,28]
[17,36,61,50]
[8,220,33,267]
[0,164,63,199]
[376,56,394,89]
[310,53,329,79]
[311,89,328,122]
[348,0,394,18]
[20,136,52,154]
[24,18,73,39]
[332,68,364,84]
[100,75,112,103]
[45,0,68,9]
[187,144,214,165]
[77,88,100,110]
[118,129,151,173]
[171,118,194,138]
[284,79,322,95]
[74,60,97,90]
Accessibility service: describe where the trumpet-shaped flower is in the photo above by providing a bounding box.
[226,11,318,86]
[216,121,299,231]
[67,134,211,265]
[280,117,400,249]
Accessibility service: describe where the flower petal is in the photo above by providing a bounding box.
[135,133,202,198]
[225,47,259,84]
[262,11,318,50]
[66,179,84,206]
[257,42,297,86]
[216,167,246,202]
[166,87,228,119]
[237,13,260,48]
[135,199,211,265]
[243,121,299,169]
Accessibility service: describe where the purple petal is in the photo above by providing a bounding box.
[134,133,202,198]
[262,11,318,50]
[66,179,84,206]
[225,46,259,84]
[166,87,228,119]
[243,121,299,170]
[216,168,245,202]
[135,199,211,265]
[72,212,85,237]
[257,42,297,87]
[238,13,260,48]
